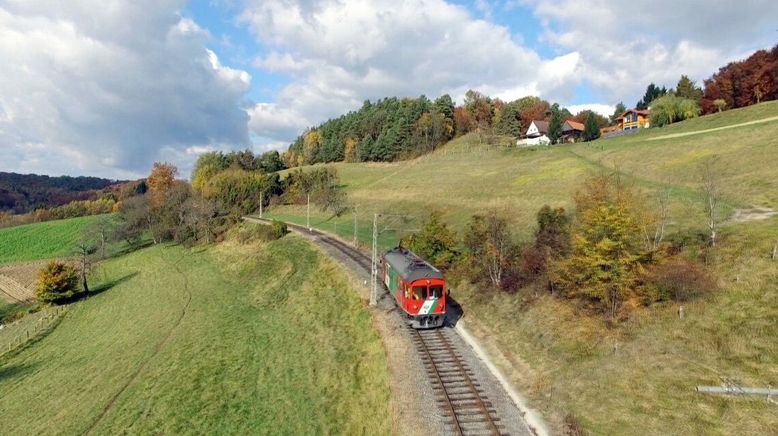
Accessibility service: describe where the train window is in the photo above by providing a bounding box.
[429,285,443,298]
[412,286,426,300]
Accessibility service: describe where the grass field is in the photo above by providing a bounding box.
[0,215,104,264]
[0,236,390,434]
[264,101,778,434]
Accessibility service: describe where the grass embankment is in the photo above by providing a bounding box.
[0,237,391,434]
[264,101,778,434]
[0,215,103,264]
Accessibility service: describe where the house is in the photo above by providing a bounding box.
[560,120,585,143]
[516,120,550,146]
[616,108,650,130]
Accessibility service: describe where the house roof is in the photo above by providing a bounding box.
[616,108,650,120]
[563,120,585,131]
[526,120,549,136]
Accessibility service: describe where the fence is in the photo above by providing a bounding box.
[0,305,67,358]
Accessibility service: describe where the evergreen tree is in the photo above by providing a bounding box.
[583,111,601,141]
[497,104,522,137]
[610,102,627,125]
[636,83,668,109]
[547,103,563,144]
[674,75,703,102]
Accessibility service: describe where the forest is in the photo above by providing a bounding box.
[0,172,123,214]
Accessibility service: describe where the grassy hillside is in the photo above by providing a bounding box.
[268,101,778,246]
[0,215,103,264]
[264,101,778,434]
[0,237,390,434]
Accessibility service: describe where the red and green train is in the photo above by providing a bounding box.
[380,247,446,329]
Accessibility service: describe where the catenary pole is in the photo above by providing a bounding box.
[370,213,378,306]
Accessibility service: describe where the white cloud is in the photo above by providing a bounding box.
[522,0,778,105]
[566,104,614,118]
[0,0,252,178]
[240,0,583,145]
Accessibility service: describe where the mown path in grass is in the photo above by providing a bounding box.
[0,237,390,435]
[647,114,778,141]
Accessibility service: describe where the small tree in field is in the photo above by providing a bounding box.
[36,261,79,304]
[463,212,517,289]
[700,155,722,247]
[713,98,727,113]
[552,174,647,318]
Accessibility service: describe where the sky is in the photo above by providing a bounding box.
[1,0,776,179]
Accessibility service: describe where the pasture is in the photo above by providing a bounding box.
[0,237,390,434]
[263,101,778,434]
[0,215,103,264]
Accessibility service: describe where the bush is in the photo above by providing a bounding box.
[643,258,718,302]
[35,260,80,304]
[230,221,287,244]
[404,211,459,270]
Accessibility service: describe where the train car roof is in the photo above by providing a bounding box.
[383,247,444,282]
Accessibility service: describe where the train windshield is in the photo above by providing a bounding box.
[412,286,426,300]
[429,285,444,298]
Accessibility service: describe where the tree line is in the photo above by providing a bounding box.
[285,92,611,167]
[35,155,342,305]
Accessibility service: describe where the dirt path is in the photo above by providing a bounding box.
[83,252,193,434]
[648,115,778,141]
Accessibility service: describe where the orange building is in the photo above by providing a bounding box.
[616,109,651,130]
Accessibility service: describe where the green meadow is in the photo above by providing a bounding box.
[0,236,390,435]
[0,215,103,264]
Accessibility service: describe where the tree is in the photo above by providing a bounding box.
[257,150,286,173]
[675,75,703,102]
[463,213,517,289]
[404,212,459,270]
[700,44,778,113]
[610,102,627,125]
[146,162,178,208]
[700,155,722,247]
[713,98,727,112]
[85,215,117,260]
[552,174,648,318]
[116,195,152,246]
[496,104,523,138]
[302,130,323,164]
[636,83,668,109]
[649,95,701,127]
[35,260,79,304]
[547,103,563,144]
[73,236,97,293]
[583,111,601,142]
[343,137,359,162]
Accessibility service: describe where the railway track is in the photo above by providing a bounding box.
[413,328,505,436]
[245,217,509,435]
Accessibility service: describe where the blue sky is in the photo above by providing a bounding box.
[1,0,776,178]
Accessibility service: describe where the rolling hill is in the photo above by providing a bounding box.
[263,100,778,434]
[0,172,122,214]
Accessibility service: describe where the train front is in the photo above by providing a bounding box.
[403,277,446,328]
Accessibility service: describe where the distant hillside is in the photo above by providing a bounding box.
[0,172,122,214]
